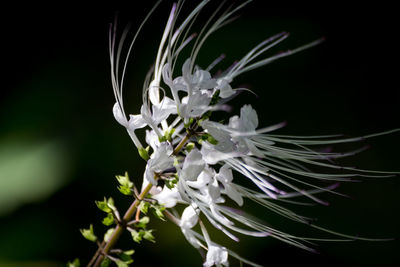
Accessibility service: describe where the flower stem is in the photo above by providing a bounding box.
[173,132,191,155]
[90,182,153,267]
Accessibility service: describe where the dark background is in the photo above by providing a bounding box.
[0,1,398,266]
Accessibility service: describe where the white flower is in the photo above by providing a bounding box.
[108,1,398,267]
[112,102,128,127]
[216,164,243,206]
[204,244,229,267]
[179,91,212,120]
[144,143,174,185]
[180,205,199,229]
[152,185,181,208]
[215,77,234,98]
[180,148,205,182]
[181,58,217,93]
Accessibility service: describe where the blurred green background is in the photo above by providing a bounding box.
[0,1,398,266]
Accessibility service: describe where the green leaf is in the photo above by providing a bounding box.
[138,147,150,161]
[138,201,150,214]
[67,258,80,267]
[100,258,111,267]
[102,213,114,226]
[95,198,112,213]
[130,229,143,243]
[95,197,115,213]
[151,204,166,221]
[80,224,97,242]
[143,230,156,243]
[124,250,135,256]
[119,253,133,264]
[137,216,149,229]
[104,228,115,242]
[116,260,130,267]
[116,172,133,187]
[118,185,132,196]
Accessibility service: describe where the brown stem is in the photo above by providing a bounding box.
[173,132,191,155]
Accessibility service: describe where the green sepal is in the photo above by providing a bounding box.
[137,216,150,229]
[143,230,156,243]
[165,176,178,189]
[100,258,111,267]
[184,117,194,129]
[80,224,97,242]
[207,134,218,145]
[102,213,115,226]
[173,157,179,167]
[166,128,175,142]
[138,147,150,161]
[158,135,167,142]
[67,258,80,267]
[104,228,115,242]
[185,142,195,152]
[138,201,150,214]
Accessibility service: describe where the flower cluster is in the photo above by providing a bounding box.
[108,1,397,266]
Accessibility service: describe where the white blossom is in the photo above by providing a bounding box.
[144,143,174,185]
[108,0,399,266]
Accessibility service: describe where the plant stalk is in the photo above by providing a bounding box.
[90,182,153,267]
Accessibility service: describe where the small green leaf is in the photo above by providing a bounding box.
[130,229,143,243]
[151,204,166,221]
[102,213,114,226]
[116,260,130,267]
[100,258,111,267]
[95,197,116,213]
[143,230,155,243]
[104,228,115,242]
[137,216,149,229]
[67,258,80,267]
[119,253,133,264]
[138,147,150,161]
[138,201,150,214]
[116,172,134,188]
[95,198,112,213]
[80,224,97,242]
[124,250,135,256]
[118,185,132,196]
